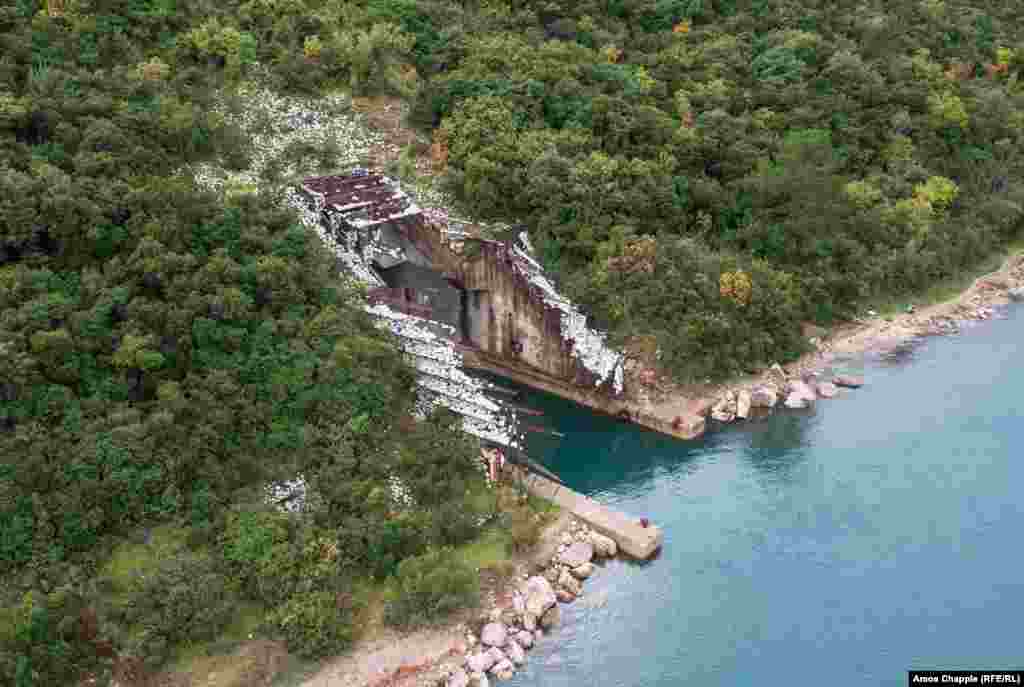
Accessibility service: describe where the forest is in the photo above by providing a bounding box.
[2,0,1024,684]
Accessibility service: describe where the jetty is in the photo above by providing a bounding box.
[507,466,663,559]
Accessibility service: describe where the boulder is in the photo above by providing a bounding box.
[571,562,594,579]
[1008,286,1024,302]
[736,390,752,419]
[555,588,576,603]
[481,623,507,648]
[522,612,537,632]
[559,541,594,568]
[534,629,543,642]
[492,660,515,681]
[816,381,839,398]
[523,577,556,617]
[466,651,497,674]
[448,668,470,687]
[557,568,582,596]
[515,630,534,649]
[539,604,560,629]
[499,608,518,628]
[788,380,817,403]
[783,393,809,409]
[588,532,617,557]
[833,374,864,388]
[469,673,489,687]
[506,640,526,666]
[485,648,506,667]
[710,393,737,423]
[749,386,778,408]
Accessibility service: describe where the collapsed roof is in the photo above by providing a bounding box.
[300,171,422,229]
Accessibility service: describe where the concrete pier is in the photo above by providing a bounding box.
[507,467,663,559]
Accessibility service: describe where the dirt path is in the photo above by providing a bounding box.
[297,626,465,687]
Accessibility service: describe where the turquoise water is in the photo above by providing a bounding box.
[509,306,1024,687]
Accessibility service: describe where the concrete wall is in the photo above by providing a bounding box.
[459,347,706,441]
[377,262,463,331]
[461,242,598,387]
[507,466,663,559]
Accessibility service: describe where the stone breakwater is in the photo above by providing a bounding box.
[425,519,618,687]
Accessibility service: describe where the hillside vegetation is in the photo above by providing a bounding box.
[2,0,1024,684]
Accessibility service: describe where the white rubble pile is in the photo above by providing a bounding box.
[185,77,385,199]
[367,303,521,448]
[511,235,625,395]
[263,474,309,514]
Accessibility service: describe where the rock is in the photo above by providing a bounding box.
[523,577,556,616]
[588,532,617,557]
[543,566,561,584]
[571,562,594,579]
[534,629,543,641]
[506,640,526,665]
[559,541,594,568]
[469,673,489,687]
[557,568,582,596]
[466,651,497,674]
[560,532,573,547]
[816,381,839,398]
[481,623,507,648]
[784,393,809,409]
[788,379,817,403]
[710,392,737,422]
[749,386,778,408]
[539,604,560,629]
[448,668,470,687]
[522,612,537,631]
[489,657,515,679]
[515,630,534,649]
[1008,286,1024,302]
[489,608,503,623]
[736,390,752,419]
[485,647,506,667]
[466,634,477,648]
[556,588,576,603]
[770,362,787,379]
[499,608,519,628]
[833,374,864,388]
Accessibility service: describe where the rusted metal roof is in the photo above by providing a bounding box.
[301,171,422,229]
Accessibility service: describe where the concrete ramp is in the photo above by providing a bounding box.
[508,467,663,560]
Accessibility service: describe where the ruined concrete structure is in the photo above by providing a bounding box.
[295,171,705,442]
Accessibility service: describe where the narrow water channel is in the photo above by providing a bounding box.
[505,306,1024,687]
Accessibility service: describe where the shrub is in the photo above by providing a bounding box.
[508,507,545,554]
[384,547,479,628]
[115,553,237,670]
[266,590,356,659]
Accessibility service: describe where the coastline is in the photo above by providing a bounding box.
[295,512,576,687]
[624,251,1024,433]
[297,251,1024,687]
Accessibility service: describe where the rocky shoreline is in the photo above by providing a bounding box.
[417,520,617,687]
[629,253,1024,434]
